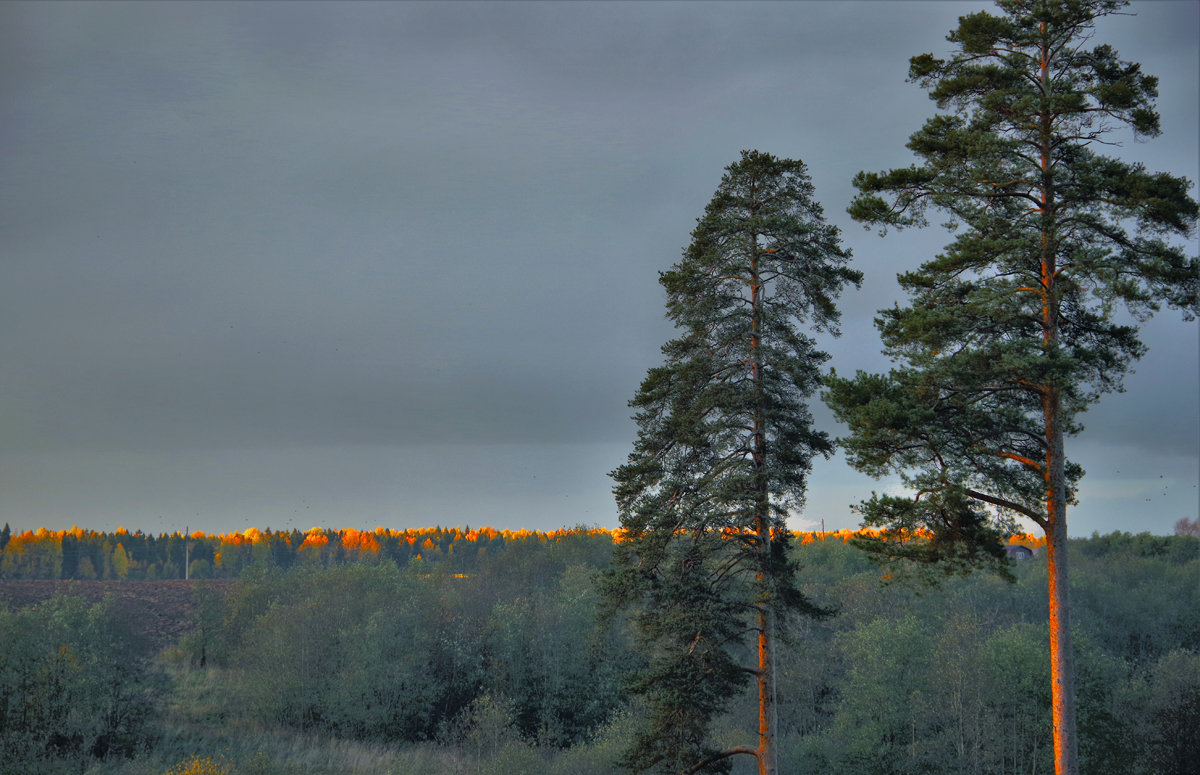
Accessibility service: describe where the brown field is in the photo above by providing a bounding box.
[0,578,235,651]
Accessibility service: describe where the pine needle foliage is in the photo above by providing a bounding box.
[825,2,1198,773]
[604,150,860,774]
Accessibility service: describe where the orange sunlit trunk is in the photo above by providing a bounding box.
[749,230,777,775]
[1045,488,1077,775]
[755,602,776,775]
[1037,22,1079,775]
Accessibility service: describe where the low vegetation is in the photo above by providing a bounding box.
[0,529,1196,774]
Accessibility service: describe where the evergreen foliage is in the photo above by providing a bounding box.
[825,2,1197,772]
[605,150,860,774]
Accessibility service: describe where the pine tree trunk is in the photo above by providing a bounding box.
[749,230,777,775]
[756,605,777,775]
[1045,400,1079,775]
[1038,24,1078,773]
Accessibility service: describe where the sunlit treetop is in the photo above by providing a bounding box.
[0,524,1049,547]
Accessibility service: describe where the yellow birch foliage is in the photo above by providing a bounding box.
[164,754,231,775]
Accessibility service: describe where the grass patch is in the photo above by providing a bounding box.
[70,660,630,775]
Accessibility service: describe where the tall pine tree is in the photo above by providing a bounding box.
[604,150,860,775]
[825,3,1198,774]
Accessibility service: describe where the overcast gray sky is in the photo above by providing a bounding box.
[2,1,1196,537]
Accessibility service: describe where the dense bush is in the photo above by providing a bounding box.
[208,553,631,750]
[775,538,1200,775]
[0,595,161,773]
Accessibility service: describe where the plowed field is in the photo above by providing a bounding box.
[0,579,235,651]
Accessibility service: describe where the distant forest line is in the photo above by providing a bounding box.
[0,523,1065,581]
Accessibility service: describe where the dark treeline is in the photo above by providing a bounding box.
[0,524,601,581]
[0,530,1196,774]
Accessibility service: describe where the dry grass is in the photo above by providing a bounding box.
[75,662,627,775]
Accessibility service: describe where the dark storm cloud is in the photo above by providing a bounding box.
[1,1,948,445]
[1,1,1195,533]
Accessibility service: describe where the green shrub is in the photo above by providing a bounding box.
[0,595,161,771]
